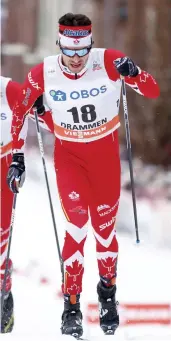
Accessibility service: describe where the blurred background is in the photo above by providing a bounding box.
[1,1,171,339]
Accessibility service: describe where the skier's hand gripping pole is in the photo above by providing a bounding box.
[121,76,140,243]
[33,107,64,280]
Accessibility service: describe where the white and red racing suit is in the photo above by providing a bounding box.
[0,76,53,293]
[0,77,27,293]
[10,48,160,295]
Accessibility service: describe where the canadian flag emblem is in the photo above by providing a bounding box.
[73,39,80,45]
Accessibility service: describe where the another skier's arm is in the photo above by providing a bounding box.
[7,63,45,193]
[11,63,44,153]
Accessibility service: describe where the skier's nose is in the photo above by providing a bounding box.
[72,54,80,62]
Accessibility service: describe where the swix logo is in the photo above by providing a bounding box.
[28,72,41,90]
[99,216,116,231]
[68,191,80,201]
[97,204,110,213]
[123,99,128,116]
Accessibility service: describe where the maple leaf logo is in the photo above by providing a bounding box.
[140,72,149,83]
[67,283,80,295]
[66,260,84,281]
[99,257,117,272]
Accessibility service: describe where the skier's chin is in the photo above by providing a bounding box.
[68,63,84,73]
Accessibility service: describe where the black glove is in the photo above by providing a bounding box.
[33,95,45,115]
[114,57,139,77]
[7,153,25,193]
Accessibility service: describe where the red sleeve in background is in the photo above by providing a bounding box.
[12,62,44,151]
[6,81,21,110]
[104,49,160,98]
[6,81,25,151]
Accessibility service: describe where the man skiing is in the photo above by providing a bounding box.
[0,76,53,333]
[6,13,159,338]
[0,76,27,333]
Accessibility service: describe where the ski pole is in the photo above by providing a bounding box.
[33,107,64,279]
[1,193,17,311]
[121,76,140,243]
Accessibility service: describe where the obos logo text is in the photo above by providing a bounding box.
[49,85,107,101]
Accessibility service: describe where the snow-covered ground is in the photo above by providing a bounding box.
[2,149,171,340]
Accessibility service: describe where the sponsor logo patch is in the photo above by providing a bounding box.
[93,61,102,71]
[99,200,119,217]
[99,216,116,231]
[97,204,110,213]
[49,90,66,101]
[28,72,41,90]
[69,206,87,214]
[22,88,31,106]
[49,85,107,101]
[68,191,80,201]
[63,29,89,37]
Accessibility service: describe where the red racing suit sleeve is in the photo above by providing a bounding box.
[6,80,28,153]
[6,80,21,109]
[104,49,160,98]
[11,62,44,152]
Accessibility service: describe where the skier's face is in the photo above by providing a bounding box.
[61,45,90,73]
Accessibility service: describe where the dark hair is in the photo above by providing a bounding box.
[58,13,91,26]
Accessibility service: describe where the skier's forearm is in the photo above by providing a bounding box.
[125,69,160,98]
[105,50,160,99]
[29,107,54,134]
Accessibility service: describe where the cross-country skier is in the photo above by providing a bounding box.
[0,76,27,333]
[6,13,159,338]
[0,76,53,333]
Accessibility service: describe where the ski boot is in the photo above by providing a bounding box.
[97,280,119,335]
[61,294,83,339]
[1,259,14,333]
